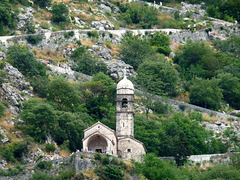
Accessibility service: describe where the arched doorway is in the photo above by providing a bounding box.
[87,134,108,153]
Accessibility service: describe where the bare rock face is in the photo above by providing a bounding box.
[106,60,135,80]
[90,20,114,30]
[88,41,112,61]
[230,110,240,117]
[0,159,7,169]
[0,127,9,144]
[1,63,33,114]
[16,7,36,30]
[180,2,206,20]
[0,51,6,61]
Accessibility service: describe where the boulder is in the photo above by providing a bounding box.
[0,51,6,61]
[90,20,114,30]
[169,52,175,58]
[0,160,7,169]
[100,4,112,13]
[230,110,240,117]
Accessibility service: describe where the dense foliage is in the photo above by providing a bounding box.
[0,0,16,35]
[134,113,228,166]
[137,60,179,96]
[51,3,69,24]
[174,39,240,110]
[7,45,46,77]
[120,2,158,29]
[71,46,108,75]
[134,153,240,180]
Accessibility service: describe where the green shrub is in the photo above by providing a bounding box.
[7,45,46,77]
[64,31,74,38]
[199,164,240,180]
[102,156,110,165]
[56,169,76,180]
[94,153,102,161]
[179,104,186,112]
[26,35,43,45]
[95,165,124,180]
[152,100,169,114]
[45,143,56,153]
[87,30,98,38]
[51,3,69,23]
[29,171,55,180]
[189,111,204,122]
[36,161,52,170]
[0,141,29,162]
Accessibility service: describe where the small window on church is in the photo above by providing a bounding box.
[123,123,124,127]
[122,98,128,108]
[127,149,131,153]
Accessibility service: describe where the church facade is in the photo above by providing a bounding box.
[82,75,146,161]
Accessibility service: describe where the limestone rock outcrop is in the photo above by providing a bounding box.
[0,63,33,114]
[90,20,115,30]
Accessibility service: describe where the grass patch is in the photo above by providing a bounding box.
[34,49,66,64]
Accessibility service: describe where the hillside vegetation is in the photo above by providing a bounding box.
[0,0,240,179]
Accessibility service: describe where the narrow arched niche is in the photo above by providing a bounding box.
[122,98,128,108]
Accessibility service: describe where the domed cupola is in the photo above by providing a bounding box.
[117,75,134,94]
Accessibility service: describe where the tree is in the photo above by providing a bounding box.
[137,60,179,96]
[189,78,223,110]
[134,153,182,180]
[34,0,51,9]
[71,47,108,75]
[121,2,158,28]
[120,40,156,70]
[134,113,228,166]
[149,32,171,55]
[53,111,92,151]
[7,45,46,77]
[51,3,69,23]
[217,73,240,109]
[47,76,80,111]
[214,35,240,59]
[173,41,221,79]
[0,0,15,35]
[92,72,116,103]
[20,99,57,142]
[95,165,124,180]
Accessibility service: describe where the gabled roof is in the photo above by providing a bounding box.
[83,121,115,133]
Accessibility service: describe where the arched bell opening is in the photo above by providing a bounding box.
[87,134,108,153]
[122,98,128,108]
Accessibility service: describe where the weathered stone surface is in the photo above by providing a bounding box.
[74,154,95,172]
[230,110,240,116]
[0,159,7,169]
[22,148,45,164]
[100,4,112,13]
[1,63,33,114]
[100,0,119,13]
[90,20,114,30]
[38,59,92,82]
[88,41,112,61]
[105,60,135,80]
[0,51,6,60]
[169,52,175,58]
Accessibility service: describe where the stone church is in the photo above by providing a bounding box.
[82,75,146,161]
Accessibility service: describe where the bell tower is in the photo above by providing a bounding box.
[116,72,134,137]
